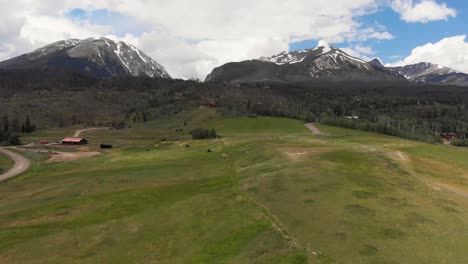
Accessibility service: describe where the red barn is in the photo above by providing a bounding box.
[440,133,457,141]
[61,137,88,145]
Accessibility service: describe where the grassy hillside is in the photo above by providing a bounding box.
[1,110,468,263]
[0,152,14,174]
[209,116,309,136]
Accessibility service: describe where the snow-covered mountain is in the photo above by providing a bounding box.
[206,41,404,83]
[0,37,171,79]
[387,62,468,86]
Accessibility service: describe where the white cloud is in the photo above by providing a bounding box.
[386,35,468,74]
[21,16,112,45]
[100,0,394,79]
[391,0,456,23]
[342,44,377,61]
[0,0,113,60]
[0,0,397,79]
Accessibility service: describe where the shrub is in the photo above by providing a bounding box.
[450,139,467,147]
[7,133,21,146]
[191,128,218,140]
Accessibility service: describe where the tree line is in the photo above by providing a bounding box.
[0,115,36,146]
[2,68,468,146]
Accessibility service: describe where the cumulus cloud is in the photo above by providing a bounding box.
[391,0,456,23]
[100,0,395,78]
[341,44,377,61]
[0,0,113,60]
[0,0,397,79]
[386,35,468,74]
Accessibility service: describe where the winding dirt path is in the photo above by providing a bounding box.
[0,148,30,182]
[305,123,322,135]
[73,127,108,137]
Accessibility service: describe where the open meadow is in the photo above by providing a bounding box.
[1,109,468,263]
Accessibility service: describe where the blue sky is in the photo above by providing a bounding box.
[67,9,151,37]
[290,0,467,64]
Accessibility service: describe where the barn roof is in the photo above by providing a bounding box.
[62,137,86,142]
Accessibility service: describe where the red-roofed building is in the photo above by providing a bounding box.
[61,137,88,145]
[440,133,457,141]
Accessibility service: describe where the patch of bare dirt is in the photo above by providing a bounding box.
[388,151,409,163]
[279,147,337,161]
[305,123,322,135]
[46,151,100,163]
[283,151,309,161]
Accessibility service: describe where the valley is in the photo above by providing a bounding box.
[1,109,468,263]
[1,1,468,263]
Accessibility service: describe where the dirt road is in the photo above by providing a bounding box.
[305,123,322,135]
[73,127,109,137]
[0,148,30,182]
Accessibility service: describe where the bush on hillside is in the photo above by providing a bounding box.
[191,128,218,140]
[450,139,467,147]
[7,133,21,146]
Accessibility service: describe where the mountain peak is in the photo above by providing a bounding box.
[0,37,171,79]
[369,58,384,68]
[317,39,331,49]
[387,61,468,85]
[207,44,405,83]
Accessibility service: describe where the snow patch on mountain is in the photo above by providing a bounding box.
[257,40,369,69]
[258,51,309,65]
[388,62,461,80]
[27,39,82,60]
[114,42,131,72]
[316,40,331,54]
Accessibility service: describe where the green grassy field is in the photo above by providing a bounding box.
[0,152,14,174]
[1,110,468,263]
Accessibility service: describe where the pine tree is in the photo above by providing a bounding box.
[10,118,19,132]
[7,133,20,146]
[71,115,77,125]
[25,115,31,133]
[209,128,217,139]
[2,115,8,132]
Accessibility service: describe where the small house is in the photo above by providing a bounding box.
[61,137,88,145]
[440,133,457,141]
[203,100,217,108]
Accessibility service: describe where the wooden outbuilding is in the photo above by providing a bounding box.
[440,133,457,141]
[61,137,88,145]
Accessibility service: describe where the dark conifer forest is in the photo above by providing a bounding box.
[1,69,467,145]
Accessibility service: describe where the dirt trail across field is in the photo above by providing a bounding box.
[305,123,322,135]
[381,147,468,200]
[46,151,100,163]
[0,148,30,182]
[73,127,109,137]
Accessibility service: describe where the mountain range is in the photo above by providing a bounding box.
[206,41,404,83]
[206,41,468,86]
[0,38,467,86]
[387,62,468,86]
[0,37,171,79]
